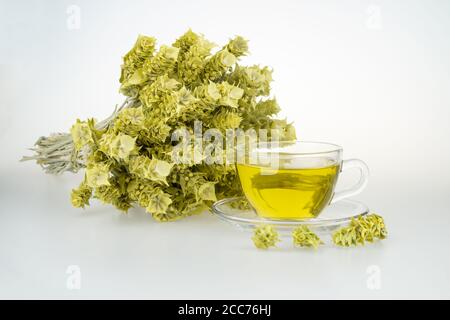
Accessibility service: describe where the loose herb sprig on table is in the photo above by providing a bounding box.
[332,214,387,247]
[252,225,281,249]
[292,226,323,249]
[22,30,296,221]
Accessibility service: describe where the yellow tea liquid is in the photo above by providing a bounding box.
[236,163,340,219]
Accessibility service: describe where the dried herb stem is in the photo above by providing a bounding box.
[21,97,135,174]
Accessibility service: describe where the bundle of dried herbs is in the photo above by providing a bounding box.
[22,30,296,221]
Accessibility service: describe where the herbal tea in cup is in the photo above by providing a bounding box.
[236,141,369,220]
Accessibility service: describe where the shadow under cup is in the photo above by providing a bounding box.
[235,141,369,220]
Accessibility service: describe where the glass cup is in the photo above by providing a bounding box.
[235,141,369,220]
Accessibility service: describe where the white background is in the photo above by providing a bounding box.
[1,0,449,299]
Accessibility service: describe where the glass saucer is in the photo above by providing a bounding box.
[212,197,369,237]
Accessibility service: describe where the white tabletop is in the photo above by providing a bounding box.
[1,164,449,299]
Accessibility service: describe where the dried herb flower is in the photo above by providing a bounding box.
[292,226,323,249]
[252,225,280,249]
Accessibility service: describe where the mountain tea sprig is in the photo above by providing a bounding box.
[252,225,280,249]
[332,214,387,247]
[292,226,323,249]
[22,30,296,221]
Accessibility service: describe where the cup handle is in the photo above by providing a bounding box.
[330,159,369,204]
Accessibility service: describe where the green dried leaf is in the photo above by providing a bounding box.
[86,163,110,188]
[198,182,217,201]
[70,119,94,150]
[146,190,172,214]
